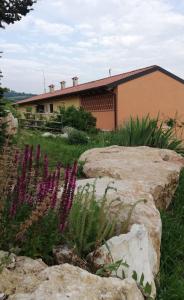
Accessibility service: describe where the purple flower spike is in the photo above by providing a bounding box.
[36,144,41,161]
[8,144,77,233]
[43,154,49,179]
[59,162,78,232]
[29,145,33,171]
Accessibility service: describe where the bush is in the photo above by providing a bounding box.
[48,106,96,132]
[64,183,117,257]
[0,144,78,264]
[68,129,89,145]
[109,115,184,154]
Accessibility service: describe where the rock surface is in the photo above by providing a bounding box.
[76,177,161,271]
[42,132,68,139]
[0,112,18,136]
[0,251,47,296]
[80,146,184,209]
[0,252,144,300]
[88,224,157,298]
[79,146,184,298]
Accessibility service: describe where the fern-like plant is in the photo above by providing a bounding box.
[64,183,117,257]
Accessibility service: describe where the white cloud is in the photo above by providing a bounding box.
[0,42,28,54]
[1,0,184,93]
[33,19,74,36]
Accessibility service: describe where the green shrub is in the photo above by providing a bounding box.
[1,202,61,265]
[48,106,96,132]
[4,100,21,119]
[64,183,117,257]
[18,210,61,264]
[0,87,8,149]
[109,115,184,154]
[0,145,77,264]
[68,129,89,145]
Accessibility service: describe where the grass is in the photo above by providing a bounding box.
[157,169,184,300]
[15,129,101,169]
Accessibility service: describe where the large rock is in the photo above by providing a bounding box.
[88,224,157,299]
[80,146,184,209]
[0,251,47,296]
[76,177,161,272]
[9,265,144,300]
[2,112,18,135]
[0,252,144,300]
[78,145,184,298]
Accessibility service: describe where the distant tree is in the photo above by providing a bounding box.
[0,0,36,28]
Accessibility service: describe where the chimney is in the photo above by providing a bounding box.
[48,84,55,93]
[60,81,66,90]
[72,76,79,87]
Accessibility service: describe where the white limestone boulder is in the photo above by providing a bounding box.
[76,177,161,273]
[80,146,184,209]
[88,224,157,299]
[42,132,56,138]
[0,253,144,300]
[0,251,47,296]
[0,112,18,136]
[9,264,144,300]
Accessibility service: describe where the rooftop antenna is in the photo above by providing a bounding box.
[42,70,46,93]
[109,68,112,77]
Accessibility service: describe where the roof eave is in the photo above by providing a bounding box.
[15,65,184,105]
[16,85,112,105]
[107,66,184,89]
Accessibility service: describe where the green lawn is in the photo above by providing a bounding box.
[157,170,184,300]
[15,129,106,169]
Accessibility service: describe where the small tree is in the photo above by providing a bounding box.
[0,0,36,28]
[0,0,36,144]
[55,106,96,132]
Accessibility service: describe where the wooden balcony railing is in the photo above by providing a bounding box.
[19,112,63,132]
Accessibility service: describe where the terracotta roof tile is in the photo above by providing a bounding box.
[16,65,158,105]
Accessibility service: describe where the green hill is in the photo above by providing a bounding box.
[4,90,36,102]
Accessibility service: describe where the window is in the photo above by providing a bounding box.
[36,104,45,113]
[50,103,53,113]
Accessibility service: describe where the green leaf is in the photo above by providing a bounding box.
[144,282,152,296]
[132,270,138,281]
[140,273,145,286]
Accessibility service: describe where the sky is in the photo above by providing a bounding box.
[1,0,184,94]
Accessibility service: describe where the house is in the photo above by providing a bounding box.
[16,65,184,131]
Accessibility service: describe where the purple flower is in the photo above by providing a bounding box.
[9,145,77,233]
[51,165,61,209]
[59,162,78,232]
[43,154,49,179]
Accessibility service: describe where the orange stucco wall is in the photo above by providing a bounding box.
[117,70,184,126]
[91,111,115,130]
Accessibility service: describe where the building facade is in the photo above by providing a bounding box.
[16,66,184,131]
